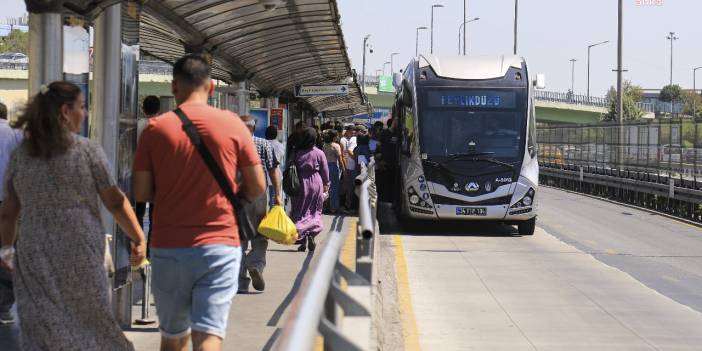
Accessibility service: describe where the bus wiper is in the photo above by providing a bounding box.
[443,152,495,163]
[423,159,456,183]
[441,153,515,170]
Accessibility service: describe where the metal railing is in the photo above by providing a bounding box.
[534,90,654,113]
[535,90,609,107]
[537,120,702,222]
[273,159,378,351]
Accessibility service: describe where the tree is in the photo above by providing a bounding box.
[659,84,683,103]
[0,29,29,54]
[601,80,644,122]
[682,90,702,117]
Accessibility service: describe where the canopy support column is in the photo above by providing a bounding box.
[27,9,63,95]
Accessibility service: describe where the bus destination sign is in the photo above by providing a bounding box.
[427,90,517,109]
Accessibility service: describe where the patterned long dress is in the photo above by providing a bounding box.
[290,147,330,239]
[4,135,134,351]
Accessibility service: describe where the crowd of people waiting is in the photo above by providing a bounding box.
[0,53,397,351]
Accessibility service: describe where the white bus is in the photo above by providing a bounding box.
[391,55,544,235]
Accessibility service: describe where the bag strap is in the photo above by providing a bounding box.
[173,108,245,212]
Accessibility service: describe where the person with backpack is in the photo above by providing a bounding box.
[133,54,266,351]
[288,127,329,252]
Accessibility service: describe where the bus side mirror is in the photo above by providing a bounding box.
[533,74,546,89]
[393,73,403,90]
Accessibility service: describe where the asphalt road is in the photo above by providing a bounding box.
[537,186,702,313]
[378,187,702,350]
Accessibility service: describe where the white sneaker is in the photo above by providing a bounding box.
[0,311,15,325]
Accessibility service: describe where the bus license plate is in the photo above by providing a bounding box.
[456,207,487,216]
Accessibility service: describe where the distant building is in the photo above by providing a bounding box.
[640,89,687,116]
[0,15,29,36]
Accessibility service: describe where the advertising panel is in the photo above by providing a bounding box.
[378,75,395,93]
[250,108,269,138]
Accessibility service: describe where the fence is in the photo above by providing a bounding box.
[534,90,654,113]
[537,119,702,222]
[273,159,378,351]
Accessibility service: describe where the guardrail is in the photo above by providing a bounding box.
[534,90,654,113]
[273,159,378,351]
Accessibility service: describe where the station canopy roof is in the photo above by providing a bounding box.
[55,0,367,115]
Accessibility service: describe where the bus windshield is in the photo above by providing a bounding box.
[419,88,526,160]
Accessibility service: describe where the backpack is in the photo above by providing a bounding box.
[283,150,302,196]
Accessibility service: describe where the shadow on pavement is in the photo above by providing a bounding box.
[377,201,522,237]
[266,247,315,327]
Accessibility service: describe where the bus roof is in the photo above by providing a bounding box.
[417,55,523,80]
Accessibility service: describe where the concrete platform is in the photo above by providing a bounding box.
[0,214,353,351]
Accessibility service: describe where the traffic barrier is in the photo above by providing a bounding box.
[273,159,378,351]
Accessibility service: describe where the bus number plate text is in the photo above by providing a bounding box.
[455,207,487,216]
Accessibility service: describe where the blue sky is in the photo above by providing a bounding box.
[338,0,702,96]
[6,0,702,97]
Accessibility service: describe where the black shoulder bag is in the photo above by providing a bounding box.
[282,148,302,196]
[174,108,255,242]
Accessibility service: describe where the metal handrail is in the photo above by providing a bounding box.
[273,159,378,351]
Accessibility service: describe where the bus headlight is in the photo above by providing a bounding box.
[511,188,535,208]
[522,196,533,206]
[410,194,420,205]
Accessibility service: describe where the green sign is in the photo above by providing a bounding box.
[378,75,395,93]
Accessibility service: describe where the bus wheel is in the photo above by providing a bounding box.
[518,218,536,236]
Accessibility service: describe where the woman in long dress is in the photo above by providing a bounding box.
[0,81,145,350]
[290,127,330,252]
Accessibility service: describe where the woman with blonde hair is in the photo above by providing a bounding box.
[0,81,145,350]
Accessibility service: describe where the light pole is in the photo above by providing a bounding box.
[416,26,427,58]
[361,34,371,96]
[431,4,444,54]
[458,17,479,55]
[587,40,609,98]
[513,0,518,54]
[463,0,466,56]
[616,0,624,168]
[694,67,702,117]
[383,61,391,75]
[570,58,577,95]
[390,52,399,75]
[667,31,679,85]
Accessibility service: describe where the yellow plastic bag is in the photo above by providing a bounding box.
[257,205,298,245]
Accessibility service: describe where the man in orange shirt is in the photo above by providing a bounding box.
[134,54,265,351]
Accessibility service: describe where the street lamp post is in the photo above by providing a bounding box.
[667,31,679,85]
[463,0,466,56]
[587,40,609,98]
[458,17,479,55]
[361,34,371,97]
[416,26,427,58]
[694,67,702,118]
[431,4,444,54]
[513,0,518,54]
[383,61,391,75]
[570,58,577,96]
[390,52,399,75]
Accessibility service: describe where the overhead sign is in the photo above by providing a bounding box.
[296,84,349,97]
[378,75,395,93]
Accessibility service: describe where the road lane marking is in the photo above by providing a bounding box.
[314,218,358,351]
[393,235,422,351]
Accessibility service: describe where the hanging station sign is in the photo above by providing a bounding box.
[295,84,349,97]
